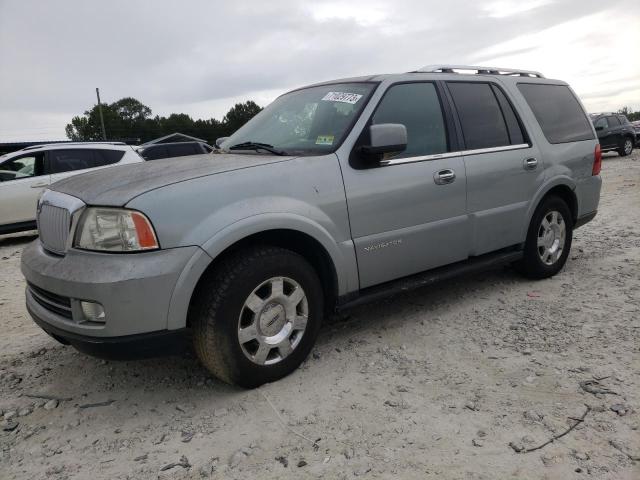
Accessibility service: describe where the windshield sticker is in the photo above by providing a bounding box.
[321,92,363,104]
[315,135,335,145]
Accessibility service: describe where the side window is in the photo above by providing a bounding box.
[491,85,526,145]
[49,149,94,174]
[0,153,44,181]
[594,117,608,129]
[92,149,125,167]
[617,115,629,125]
[447,82,510,150]
[607,116,620,127]
[142,146,168,160]
[372,82,448,159]
[168,143,199,157]
[517,83,594,144]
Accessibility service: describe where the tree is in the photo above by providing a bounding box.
[65,97,263,144]
[222,101,263,135]
[618,106,640,122]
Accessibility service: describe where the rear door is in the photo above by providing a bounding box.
[341,81,469,288]
[445,80,543,255]
[0,152,49,225]
[593,117,612,148]
[606,115,622,148]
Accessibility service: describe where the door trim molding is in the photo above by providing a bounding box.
[380,143,531,166]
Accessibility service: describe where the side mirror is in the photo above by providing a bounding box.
[215,137,230,148]
[360,124,407,158]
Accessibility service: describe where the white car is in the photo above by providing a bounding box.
[0,143,142,234]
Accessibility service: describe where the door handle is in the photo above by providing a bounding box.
[30,183,48,188]
[434,169,456,185]
[523,157,538,170]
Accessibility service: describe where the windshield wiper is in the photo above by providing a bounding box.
[228,141,288,156]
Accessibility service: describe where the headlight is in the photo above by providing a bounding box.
[74,208,159,252]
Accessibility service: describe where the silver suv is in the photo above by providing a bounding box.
[21,65,602,387]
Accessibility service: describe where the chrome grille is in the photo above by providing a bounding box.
[38,204,71,255]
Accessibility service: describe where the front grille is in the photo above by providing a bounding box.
[28,283,73,320]
[38,204,71,255]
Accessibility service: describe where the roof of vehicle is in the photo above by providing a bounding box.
[136,141,211,150]
[0,142,134,160]
[297,65,564,92]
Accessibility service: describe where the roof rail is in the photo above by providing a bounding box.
[415,65,545,78]
[20,141,127,151]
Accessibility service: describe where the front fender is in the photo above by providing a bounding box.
[200,211,358,297]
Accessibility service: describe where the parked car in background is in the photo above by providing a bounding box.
[22,65,602,387]
[590,113,635,156]
[631,120,640,146]
[0,143,141,234]
[135,141,214,160]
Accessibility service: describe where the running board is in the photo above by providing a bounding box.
[337,248,523,310]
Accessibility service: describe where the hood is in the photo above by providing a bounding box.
[51,153,294,206]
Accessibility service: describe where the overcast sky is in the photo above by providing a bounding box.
[0,0,638,141]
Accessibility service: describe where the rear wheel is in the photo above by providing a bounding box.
[619,137,633,156]
[516,196,573,279]
[191,246,323,388]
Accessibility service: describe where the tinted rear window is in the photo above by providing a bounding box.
[447,82,510,150]
[93,149,125,167]
[168,143,199,157]
[517,84,594,144]
[141,146,168,160]
[49,149,94,173]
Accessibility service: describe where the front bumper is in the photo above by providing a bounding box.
[21,240,205,340]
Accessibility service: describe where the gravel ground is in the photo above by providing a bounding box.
[1,152,639,480]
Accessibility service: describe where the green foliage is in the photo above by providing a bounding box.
[618,106,640,122]
[65,98,263,144]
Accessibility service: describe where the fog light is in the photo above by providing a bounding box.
[80,301,105,323]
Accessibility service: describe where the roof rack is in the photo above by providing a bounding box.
[415,65,545,78]
[21,141,127,151]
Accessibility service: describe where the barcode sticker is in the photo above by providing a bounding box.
[321,92,363,104]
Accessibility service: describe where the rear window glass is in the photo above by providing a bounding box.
[93,149,125,167]
[168,143,199,157]
[447,82,510,150]
[607,116,620,126]
[517,84,594,144]
[141,146,168,160]
[49,149,94,173]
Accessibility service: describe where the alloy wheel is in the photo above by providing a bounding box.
[237,276,308,365]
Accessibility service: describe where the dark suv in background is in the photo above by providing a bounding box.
[590,113,635,156]
[136,141,214,160]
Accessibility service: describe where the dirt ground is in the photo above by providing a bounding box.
[1,152,638,480]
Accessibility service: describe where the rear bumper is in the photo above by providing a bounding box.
[574,210,597,229]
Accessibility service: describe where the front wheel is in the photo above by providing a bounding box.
[191,246,323,388]
[619,137,633,156]
[516,196,573,279]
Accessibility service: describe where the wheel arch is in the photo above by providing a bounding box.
[175,217,353,330]
[523,178,578,239]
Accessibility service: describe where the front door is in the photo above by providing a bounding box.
[0,152,49,226]
[341,82,469,288]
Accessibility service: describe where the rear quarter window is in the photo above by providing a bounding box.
[92,149,125,167]
[517,83,594,144]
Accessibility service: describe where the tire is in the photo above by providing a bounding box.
[516,196,573,279]
[618,137,633,156]
[191,246,323,388]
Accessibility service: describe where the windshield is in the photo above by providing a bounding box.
[221,82,376,155]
